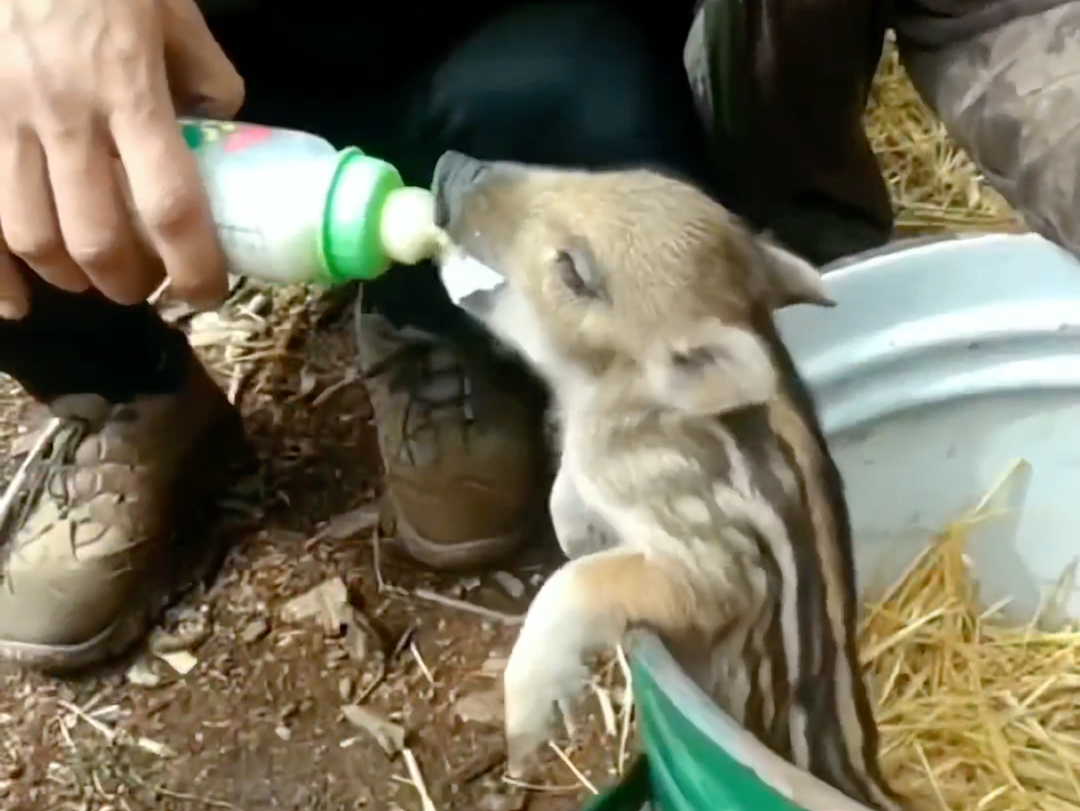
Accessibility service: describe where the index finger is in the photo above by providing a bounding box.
[108,107,228,309]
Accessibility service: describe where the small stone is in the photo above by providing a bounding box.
[135,737,177,758]
[280,577,351,634]
[246,292,272,316]
[492,571,525,599]
[240,618,270,644]
[338,676,354,701]
[125,658,162,688]
[344,614,372,664]
[157,650,198,675]
[453,690,504,726]
[275,724,292,741]
[478,794,525,811]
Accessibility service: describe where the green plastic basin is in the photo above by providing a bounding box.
[586,232,1080,811]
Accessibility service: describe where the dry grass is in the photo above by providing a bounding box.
[864,40,1022,234]
[861,463,1080,811]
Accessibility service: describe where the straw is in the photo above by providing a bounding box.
[862,40,1023,235]
[859,467,1080,811]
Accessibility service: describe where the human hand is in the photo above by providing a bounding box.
[0,0,244,319]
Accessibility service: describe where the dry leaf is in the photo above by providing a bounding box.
[341,705,405,756]
[280,577,351,634]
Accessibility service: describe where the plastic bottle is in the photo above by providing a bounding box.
[179,118,445,286]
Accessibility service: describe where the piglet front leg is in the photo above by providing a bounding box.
[503,548,711,776]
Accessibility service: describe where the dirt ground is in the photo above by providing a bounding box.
[0,284,628,811]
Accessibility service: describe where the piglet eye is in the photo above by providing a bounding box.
[556,250,595,299]
[671,346,720,369]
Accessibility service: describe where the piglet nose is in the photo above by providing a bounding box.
[432,151,490,228]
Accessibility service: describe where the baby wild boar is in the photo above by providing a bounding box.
[432,151,903,811]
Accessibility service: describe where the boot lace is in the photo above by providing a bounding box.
[362,330,477,465]
[0,416,105,591]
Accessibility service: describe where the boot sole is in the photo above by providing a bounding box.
[0,524,226,674]
[388,496,526,571]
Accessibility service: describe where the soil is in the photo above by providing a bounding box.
[0,285,629,811]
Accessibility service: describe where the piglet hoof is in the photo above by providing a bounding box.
[505,727,548,779]
[503,663,557,779]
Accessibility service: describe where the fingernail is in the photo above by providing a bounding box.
[0,297,29,321]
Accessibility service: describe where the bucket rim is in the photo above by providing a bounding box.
[629,631,874,811]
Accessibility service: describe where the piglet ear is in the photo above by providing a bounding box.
[642,317,777,416]
[753,234,835,310]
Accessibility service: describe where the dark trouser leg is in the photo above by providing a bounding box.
[899,4,1080,255]
[0,261,190,405]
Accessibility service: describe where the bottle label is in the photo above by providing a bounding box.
[181,120,274,154]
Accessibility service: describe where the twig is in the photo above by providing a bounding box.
[355,624,412,705]
[147,279,172,306]
[592,683,617,736]
[311,369,359,407]
[547,741,597,795]
[226,365,249,405]
[355,663,387,706]
[391,624,418,660]
[615,645,634,776]
[127,771,236,809]
[558,700,577,739]
[0,417,62,531]
[55,699,117,744]
[913,742,948,811]
[372,527,387,592]
[502,776,582,793]
[402,747,438,811]
[411,589,524,625]
[410,639,436,686]
[92,771,114,801]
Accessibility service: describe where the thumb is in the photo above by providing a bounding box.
[161,0,246,119]
[0,243,30,322]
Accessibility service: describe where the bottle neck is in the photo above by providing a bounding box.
[321,148,404,283]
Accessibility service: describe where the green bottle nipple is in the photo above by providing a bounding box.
[321,148,445,284]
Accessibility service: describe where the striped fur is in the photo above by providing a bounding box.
[435,159,904,809]
[541,329,901,811]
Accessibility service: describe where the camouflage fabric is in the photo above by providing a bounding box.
[901,2,1080,255]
